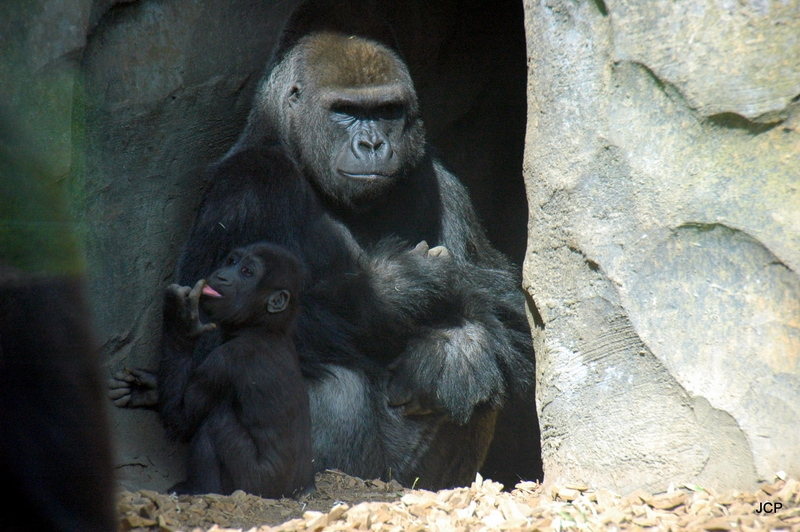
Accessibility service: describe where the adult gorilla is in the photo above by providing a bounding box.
[112,32,535,490]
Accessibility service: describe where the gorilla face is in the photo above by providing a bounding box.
[201,249,269,327]
[201,244,297,330]
[330,98,405,180]
[282,33,427,209]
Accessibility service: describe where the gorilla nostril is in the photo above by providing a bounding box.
[358,140,387,157]
[365,139,388,154]
[354,130,388,155]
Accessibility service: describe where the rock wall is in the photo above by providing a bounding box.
[76,0,296,490]
[2,0,299,491]
[522,0,800,493]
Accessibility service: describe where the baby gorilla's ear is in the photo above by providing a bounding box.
[267,289,291,313]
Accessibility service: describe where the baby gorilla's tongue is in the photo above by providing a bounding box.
[202,285,222,298]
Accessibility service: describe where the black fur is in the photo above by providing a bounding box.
[114,32,537,490]
[161,243,314,499]
[0,274,118,532]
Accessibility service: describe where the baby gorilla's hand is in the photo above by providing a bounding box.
[107,367,158,408]
[164,279,217,338]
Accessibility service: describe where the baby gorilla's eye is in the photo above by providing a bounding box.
[227,256,238,266]
[241,266,253,277]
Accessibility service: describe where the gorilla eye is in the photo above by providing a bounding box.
[373,104,405,121]
[227,256,239,266]
[331,104,361,118]
[330,105,361,126]
[240,266,253,277]
[330,103,404,123]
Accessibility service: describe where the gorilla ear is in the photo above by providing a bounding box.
[267,289,291,313]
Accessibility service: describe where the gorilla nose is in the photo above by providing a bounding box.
[359,138,384,152]
[352,131,390,159]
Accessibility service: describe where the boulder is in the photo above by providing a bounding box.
[522,0,800,492]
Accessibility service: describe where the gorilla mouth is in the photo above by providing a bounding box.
[339,170,390,180]
[202,285,223,298]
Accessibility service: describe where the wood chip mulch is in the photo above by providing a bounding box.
[118,471,800,532]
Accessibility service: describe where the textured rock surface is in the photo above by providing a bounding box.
[2,0,300,492]
[522,0,800,493]
[75,0,296,491]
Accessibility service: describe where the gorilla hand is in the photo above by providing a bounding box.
[108,367,158,408]
[362,240,455,329]
[387,322,505,424]
[164,279,217,339]
[410,240,450,259]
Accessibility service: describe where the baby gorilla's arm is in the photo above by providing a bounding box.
[108,279,216,410]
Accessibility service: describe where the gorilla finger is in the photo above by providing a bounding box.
[112,395,131,407]
[428,246,450,259]
[166,283,188,297]
[108,387,131,399]
[128,368,157,388]
[129,390,159,408]
[189,279,207,300]
[111,370,135,382]
[165,285,192,310]
[411,241,429,255]
[108,379,131,391]
[192,322,216,337]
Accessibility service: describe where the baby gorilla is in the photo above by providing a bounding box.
[163,242,313,498]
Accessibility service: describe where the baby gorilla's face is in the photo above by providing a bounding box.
[200,244,295,331]
[201,250,267,327]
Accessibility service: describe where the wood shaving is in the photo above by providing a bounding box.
[118,470,800,531]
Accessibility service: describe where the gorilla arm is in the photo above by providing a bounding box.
[157,279,217,440]
[162,346,230,440]
[107,279,218,411]
[383,163,535,425]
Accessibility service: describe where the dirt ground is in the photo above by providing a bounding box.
[117,470,800,531]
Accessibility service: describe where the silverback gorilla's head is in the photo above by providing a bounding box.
[254,33,427,209]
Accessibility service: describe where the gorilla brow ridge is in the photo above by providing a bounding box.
[302,32,405,89]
